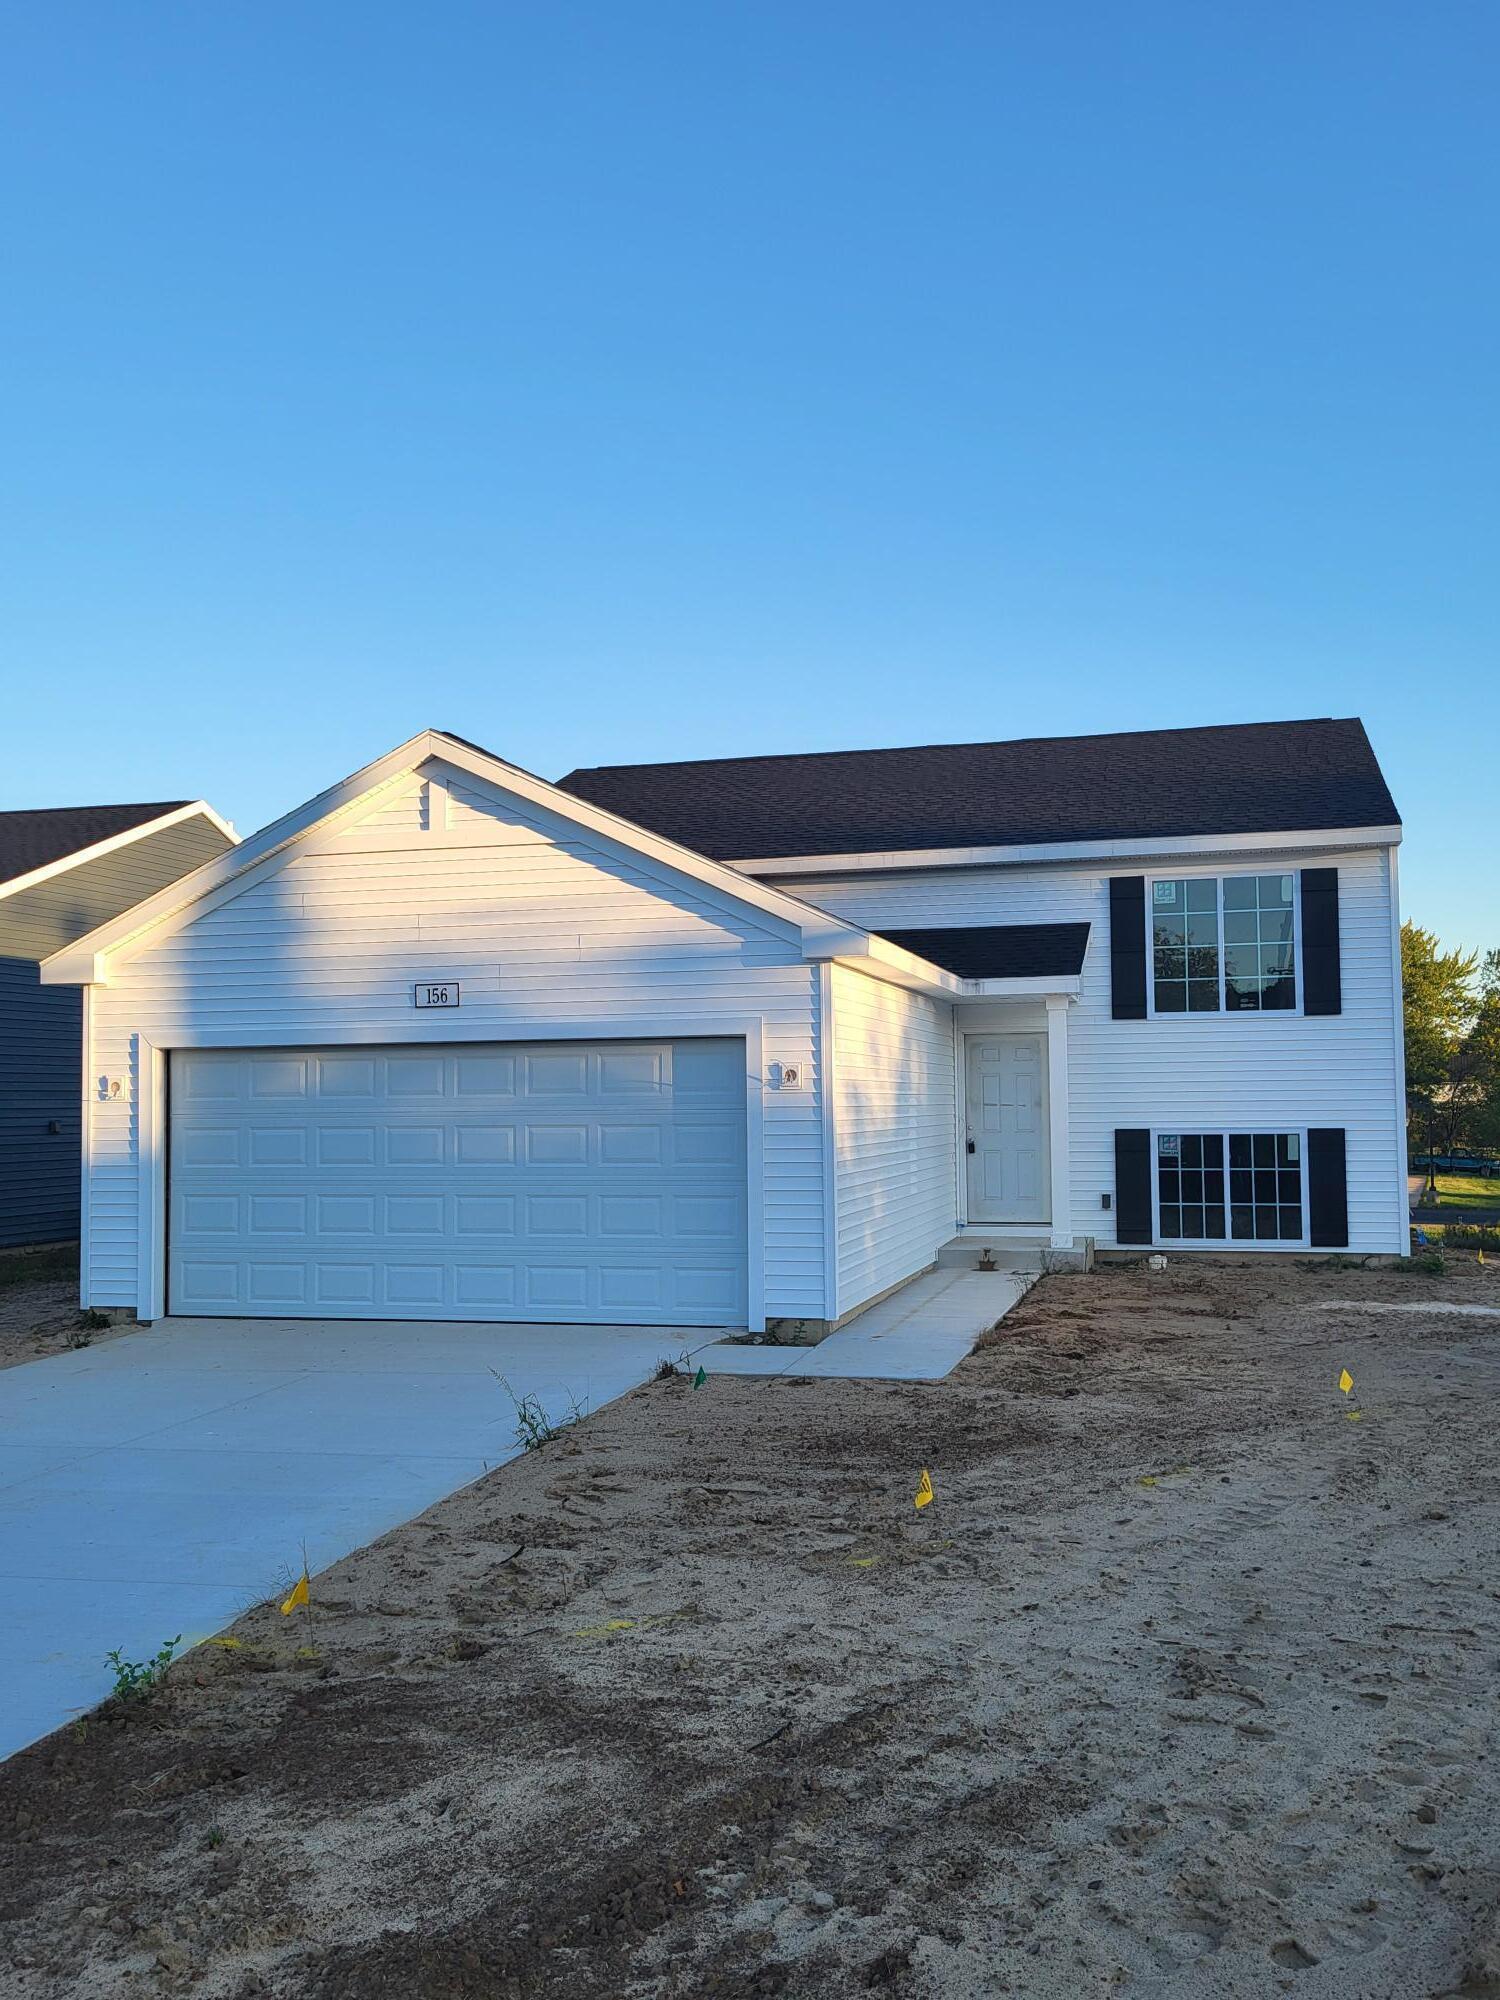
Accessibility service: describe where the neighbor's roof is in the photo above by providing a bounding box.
[557,718,1399,862]
[875,923,1091,980]
[0,803,193,888]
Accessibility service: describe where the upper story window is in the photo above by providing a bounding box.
[1149,873,1298,1014]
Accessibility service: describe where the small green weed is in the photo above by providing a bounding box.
[1396,1250,1445,1276]
[494,1374,587,1451]
[105,1635,181,1702]
[205,1827,225,1850]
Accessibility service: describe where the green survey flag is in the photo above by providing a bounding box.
[693,1366,707,1389]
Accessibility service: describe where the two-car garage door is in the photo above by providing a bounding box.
[168,1039,749,1325]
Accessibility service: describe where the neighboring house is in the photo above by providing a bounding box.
[1,802,237,1249]
[40,719,1406,1332]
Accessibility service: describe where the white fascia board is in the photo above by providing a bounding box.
[734,824,1405,878]
[958,974,1082,1000]
[0,801,238,909]
[815,933,966,998]
[810,934,1082,1001]
[40,730,876,984]
[820,944,1083,1001]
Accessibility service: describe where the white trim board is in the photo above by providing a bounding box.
[0,802,237,906]
[128,1019,770,1332]
[1149,1124,1310,1252]
[739,825,1404,878]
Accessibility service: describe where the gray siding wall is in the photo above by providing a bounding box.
[0,812,234,1248]
[0,958,81,1247]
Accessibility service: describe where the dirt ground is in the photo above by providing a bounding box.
[0,1275,125,1372]
[2,1256,1499,2000]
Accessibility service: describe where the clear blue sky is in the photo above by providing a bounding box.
[1,4,1494,952]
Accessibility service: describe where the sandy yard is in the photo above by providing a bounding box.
[0,1260,124,1373]
[1,1256,1498,2000]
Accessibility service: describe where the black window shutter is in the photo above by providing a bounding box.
[1115,1128,1152,1244]
[1300,868,1341,1015]
[1307,1129,1348,1246]
[1109,876,1147,1020]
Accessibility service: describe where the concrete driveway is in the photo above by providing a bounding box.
[0,1316,715,1761]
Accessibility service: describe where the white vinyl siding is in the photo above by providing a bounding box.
[829,964,955,1316]
[787,844,1405,1256]
[83,761,825,1318]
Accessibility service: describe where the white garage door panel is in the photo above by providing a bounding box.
[168,1040,749,1324]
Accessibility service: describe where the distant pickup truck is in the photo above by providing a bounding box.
[1411,1153,1500,1178]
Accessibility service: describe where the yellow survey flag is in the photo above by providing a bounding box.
[280,1572,309,1616]
[1338,1369,1354,1395]
[914,1468,934,1511]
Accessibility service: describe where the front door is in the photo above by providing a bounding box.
[965,1034,1048,1223]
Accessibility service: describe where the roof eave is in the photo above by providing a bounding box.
[734,823,1404,878]
[0,801,238,909]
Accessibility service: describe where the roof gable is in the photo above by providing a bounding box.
[39,732,869,985]
[0,802,196,888]
[557,718,1400,862]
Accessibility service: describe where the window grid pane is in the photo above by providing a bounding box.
[1160,1132,1303,1242]
[1152,879,1222,1013]
[1224,873,1297,1012]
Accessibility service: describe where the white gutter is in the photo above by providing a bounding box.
[735,824,1404,879]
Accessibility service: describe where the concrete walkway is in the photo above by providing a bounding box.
[696,1266,1035,1382]
[0,1316,718,1762]
[0,1268,1034,1761]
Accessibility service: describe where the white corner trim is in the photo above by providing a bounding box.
[736,825,1405,878]
[1388,846,1410,1248]
[78,984,93,1309]
[817,964,840,1326]
[1045,995,1073,1249]
[135,1034,168,1322]
[0,801,237,909]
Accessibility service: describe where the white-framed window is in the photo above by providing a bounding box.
[1154,1129,1307,1245]
[1148,872,1299,1015]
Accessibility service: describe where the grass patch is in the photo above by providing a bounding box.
[0,1242,78,1290]
[1426,1175,1500,1212]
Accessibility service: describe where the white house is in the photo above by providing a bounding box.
[42,718,1407,1335]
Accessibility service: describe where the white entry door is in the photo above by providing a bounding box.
[965,1034,1048,1223]
[168,1039,748,1325]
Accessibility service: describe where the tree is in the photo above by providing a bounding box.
[1401,924,1479,1193]
[1464,965,1500,1157]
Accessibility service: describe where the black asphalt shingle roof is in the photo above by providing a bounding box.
[557,718,1398,862]
[0,803,191,888]
[878,923,1091,980]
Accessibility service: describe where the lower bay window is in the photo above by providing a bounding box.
[1156,1130,1305,1244]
